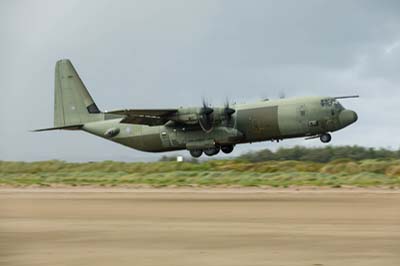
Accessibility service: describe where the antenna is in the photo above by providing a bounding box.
[333,95,360,100]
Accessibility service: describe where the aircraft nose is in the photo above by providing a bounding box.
[339,110,358,126]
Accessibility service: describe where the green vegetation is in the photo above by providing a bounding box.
[1,147,400,188]
[238,146,400,163]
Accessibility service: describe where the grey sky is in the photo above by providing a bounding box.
[1,0,400,161]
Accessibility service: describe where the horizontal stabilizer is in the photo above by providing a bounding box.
[32,124,83,132]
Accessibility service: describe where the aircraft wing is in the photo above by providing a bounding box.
[106,109,178,126]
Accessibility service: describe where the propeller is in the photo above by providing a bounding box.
[199,99,214,132]
[223,100,235,123]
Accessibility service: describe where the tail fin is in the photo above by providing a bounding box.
[54,59,102,127]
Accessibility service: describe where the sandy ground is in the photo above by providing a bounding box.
[0,189,399,266]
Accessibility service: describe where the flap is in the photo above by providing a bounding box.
[106,109,178,116]
[120,116,168,126]
[107,109,178,126]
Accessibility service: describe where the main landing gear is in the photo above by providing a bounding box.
[189,145,234,158]
[204,147,220,156]
[320,133,332,143]
[221,145,234,154]
[189,149,203,158]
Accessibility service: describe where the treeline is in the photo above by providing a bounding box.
[238,146,400,163]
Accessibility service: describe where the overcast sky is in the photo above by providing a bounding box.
[1,0,400,162]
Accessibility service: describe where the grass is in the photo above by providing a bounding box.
[0,159,400,188]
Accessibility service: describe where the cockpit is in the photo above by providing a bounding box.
[320,98,344,111]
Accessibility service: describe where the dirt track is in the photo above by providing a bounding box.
[0,189,399,266]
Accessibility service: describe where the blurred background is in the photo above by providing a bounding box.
[1,0,399,162]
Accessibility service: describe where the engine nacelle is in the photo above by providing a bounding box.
[167,107,199,125]
[169,107,234,132]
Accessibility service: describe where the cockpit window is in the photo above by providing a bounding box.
[320,98,343,110]
[320,98,333,107]
[334,101,344,110]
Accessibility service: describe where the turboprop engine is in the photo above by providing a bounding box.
[169,101,236,132]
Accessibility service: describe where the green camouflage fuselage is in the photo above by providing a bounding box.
[83,96,357,152]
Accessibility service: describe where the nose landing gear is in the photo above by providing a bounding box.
[320,133,332,143]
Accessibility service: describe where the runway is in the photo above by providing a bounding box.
[1,189,399,266]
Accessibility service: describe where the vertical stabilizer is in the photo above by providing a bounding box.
[54,59,101,127]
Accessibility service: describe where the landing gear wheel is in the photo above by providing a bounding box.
[320,133,332,143]
[221,145,234,154]
[189,149,203,158]
[204,147,220,156]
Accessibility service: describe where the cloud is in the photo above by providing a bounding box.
[1,0,400,161]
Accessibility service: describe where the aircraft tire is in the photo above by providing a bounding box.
[320,133,332,143]
[204,147,220,156]
[221,145,234,154]
[189,149,203,158]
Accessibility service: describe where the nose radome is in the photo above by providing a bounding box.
[339,110,358,126]
[352,110,358,122]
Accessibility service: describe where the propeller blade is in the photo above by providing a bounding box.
[199,98,214,132]
[201,106,214,115]
[224,99,235,118]
[201,99,214,115]
[224,107,235,116]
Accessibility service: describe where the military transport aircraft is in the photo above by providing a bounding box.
[35,59,358,158]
